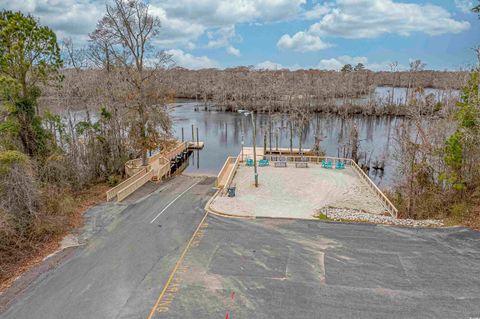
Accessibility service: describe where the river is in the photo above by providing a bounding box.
[171,102,404,187]
[64,86,458,187]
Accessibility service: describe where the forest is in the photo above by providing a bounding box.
[0,0,479,287]
[47,66,467,117]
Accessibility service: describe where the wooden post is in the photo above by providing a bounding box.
[263,130,267,155]
[196,127,199,147]
[275,131,278,151]
[191,124,194,142]
[181,127,184,142]
[251,113,258,187]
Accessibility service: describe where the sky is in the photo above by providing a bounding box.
[1,0,479,71]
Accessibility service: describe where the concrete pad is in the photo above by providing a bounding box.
[211,164,386,219]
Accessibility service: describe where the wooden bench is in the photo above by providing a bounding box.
[274,161,287,167]
[295,162,308,168]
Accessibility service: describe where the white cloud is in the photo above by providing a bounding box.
[304,3,330,20]
[4,0,307,49]
[2,0,103,41]
[317,56,368,70]
[279,0,470,52]
[277,32,332,52]
[166,49,218,69]
[155,0,306,48]
[455,0,475,13]
[163,0,306,26]
[255,61,302,70]
[207,26,237,48]
[316,55,397,71]
[148,5,205,49]
[226,46,241,57]
[256,61,286,70]
[314,0,469,38]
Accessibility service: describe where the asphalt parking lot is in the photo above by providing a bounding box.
[2,174,480,319]
[152,216,480,319]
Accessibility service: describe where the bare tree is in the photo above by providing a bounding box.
[61,38,88,71]
[90,0,173,166]
[388,61,399,105]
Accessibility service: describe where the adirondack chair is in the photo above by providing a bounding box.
[336,161,346,169]
[246,158,254,167]
[259,159,269,167]
[322,160,332,169]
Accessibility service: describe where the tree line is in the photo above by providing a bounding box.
[45,63,467,118]
[158,66,466,116]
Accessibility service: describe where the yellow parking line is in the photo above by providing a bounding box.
[146,210,209,319]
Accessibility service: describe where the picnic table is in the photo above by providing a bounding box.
[295,162,308,168]
[274,161,287,167]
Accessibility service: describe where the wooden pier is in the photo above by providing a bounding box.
[187,141,204,150]
[107,140,205,202]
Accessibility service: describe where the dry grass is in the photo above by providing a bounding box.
[0,183,109,292]
[463,206,480,231]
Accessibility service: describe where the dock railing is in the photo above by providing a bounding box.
[117,167,154,202]
[156,157,171,180]
[108,141,189,201]
[124,141,187,177]
[106,166,149,201]
[162,142,187,161]
[349,160,398,218]
[222,156,240,193]
[216,156,239,189]
[263,154,398,218]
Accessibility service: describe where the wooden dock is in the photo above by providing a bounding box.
[187,141,204,149]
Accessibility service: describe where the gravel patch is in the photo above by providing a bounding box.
[317,207,443,227]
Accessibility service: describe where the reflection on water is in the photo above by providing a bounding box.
[66,88,454,187]
[171,102,404,187]
[373,86,459,105]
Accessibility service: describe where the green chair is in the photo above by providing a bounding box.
[246,158,254,167]
[322,160,332,169]
[259,159,269,167]
[336,161,345,169]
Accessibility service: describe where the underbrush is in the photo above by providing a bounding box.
[0,169,109,290]
[388,189,480,230]
[0,186,76,285]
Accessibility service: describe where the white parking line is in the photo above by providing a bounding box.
[149,179,202,224]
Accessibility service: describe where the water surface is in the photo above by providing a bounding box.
[171,102,404,187]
